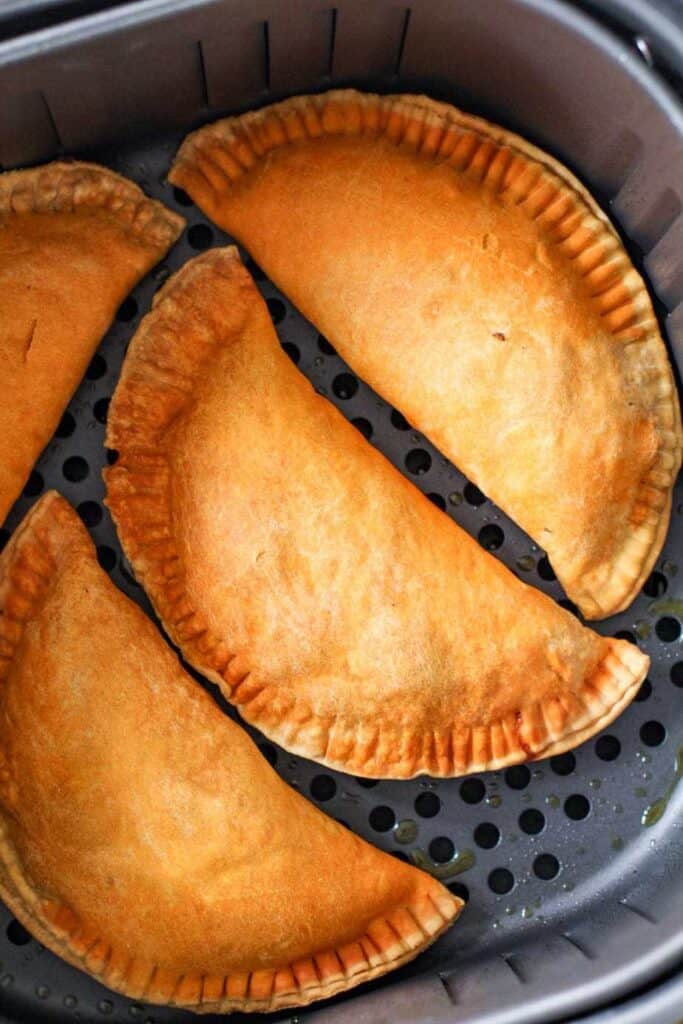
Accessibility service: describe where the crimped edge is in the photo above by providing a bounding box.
[170,88,682,620]
[0,491,462,1012]
[105,247,649,780]
[0,159,185,251]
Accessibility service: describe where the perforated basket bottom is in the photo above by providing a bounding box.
[0,131,680,1024]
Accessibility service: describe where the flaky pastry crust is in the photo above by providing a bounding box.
[0,491,461,1012]
[170,90,682,619]
[0,160,184,524]
[106,248,648,779]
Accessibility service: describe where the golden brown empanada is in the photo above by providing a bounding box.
[0,161,184,525]
[105,248,648,779]
[0,491,461,1012]
[169,89,682,620]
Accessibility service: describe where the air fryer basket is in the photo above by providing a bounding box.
[0,1,681,1022]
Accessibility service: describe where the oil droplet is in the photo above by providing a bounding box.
[411,433,421,443]
[635,619,651,640]
[521,906,534,919]
[516,555,535,572]
[613,803,623,814]
[648,597,683,617]
[486,794,502,808]
[576,847,586,856]
[642,801,666,827]
[634,787,648,798]
[611,836,624,851]
[314,355,324,367]
[546,794,560,809]
[641,745,682,827]
[661,560,678,577]
[394,819,418,844]
[521,792,532,803]
[504,905,516,915]
[129,1009,143,1019]
[0,974,12,988]
[508,833,518,842]
[532,768,544,779]
[492,919,501,930]
[533,897,541,908]
[589,778,602,790]
[36,984,50,999]
[642,771,652,781]
[448,491,463,506]
[410,847,476,880]
[64,995,78,1009]
[562,881,575,892]
[98,999,114,1014]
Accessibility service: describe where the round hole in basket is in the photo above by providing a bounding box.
[488,868,515,894]
[460,778,486,804]
[564,794,591,820]
[267,297,287,324]
[519,808,545,834]
[332,372,359,400]
[368,806,396,832]
[55,411,76,438]
[352,416,373,440]
[390,408,411,431]
[595,735,621,761]
[474,822,501,849]
[640,721,667,747]
[655,617,681,642]
[310,774,337,801]
[533,853,560,880]
[6,919,31,946]
[76,500,103,528]
[318,334,336,356]
[405,448,432,475]
[187,223,214,250]
[281,341,300,364]
[429,836,455,863]
[478,524,504,551]
[414,792,441,818]
[505,765,531,789]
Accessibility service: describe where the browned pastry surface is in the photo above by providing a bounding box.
[0,161,184,524]
[106,247,648,779]
[0,491,461,1013]
[170,89,682,619]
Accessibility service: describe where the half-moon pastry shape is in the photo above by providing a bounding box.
[105,247,648,779]
[0,161,184,525]
[169,90,682,620]
[0,491,462,1013]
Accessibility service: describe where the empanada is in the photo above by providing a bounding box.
[169,89,682,619]
[105,248,648,779]
[0,491,461,1012]
[0,161,184,524]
